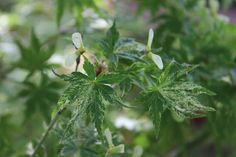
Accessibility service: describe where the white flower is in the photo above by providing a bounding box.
[72,32,84,49]
[65,53,77,67]
[146,29,164,70]
[150,52,163,70]
[65,32,85,67]
[147,28,154,50]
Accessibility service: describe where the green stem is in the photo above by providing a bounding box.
[31,107,66,157]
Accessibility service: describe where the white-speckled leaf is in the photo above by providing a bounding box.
[72,32,83,49]
[151,53,163,70]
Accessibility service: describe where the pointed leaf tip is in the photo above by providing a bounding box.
[83,57,95,79]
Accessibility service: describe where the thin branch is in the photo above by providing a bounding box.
[31,107,66,157]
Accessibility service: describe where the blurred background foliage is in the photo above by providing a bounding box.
[0,0,236,156]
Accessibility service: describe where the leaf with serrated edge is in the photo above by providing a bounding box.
[83,57,95,79]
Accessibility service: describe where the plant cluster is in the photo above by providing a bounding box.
[0,0,236,157]
[30,22,214,156]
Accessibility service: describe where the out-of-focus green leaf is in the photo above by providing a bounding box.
[15,31,57,75]
[18,74,62,121]
[56,0,65,26]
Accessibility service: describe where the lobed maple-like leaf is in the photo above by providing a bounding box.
[53,57,125,136]
[140,61,215,135]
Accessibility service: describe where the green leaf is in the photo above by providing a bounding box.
[30,28,40,51]
[99,21,119,56]
[15,39,28,59]
[140,91,164,135]
[98,84,124,107]
[83,57,95,79]
[139,62,215,134]
[53,69,89,82]
[169,64,199,82]
[116,52,144,62]
[85,87,105,136]
[158,60,175,84]
[54,69,124,136]
[107,21,119,50]
[15,32,56,75]
[158,62,199,86]
[113,38,145,64]
[18,74,61,121]
[167,82,216,96]
[96,73,125,84]
[158,64,216,118]
[115,38,145,54]
[56,0,65,26]
[160,81,215,118]
[149,103,162,136]
[120,78,132,93]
